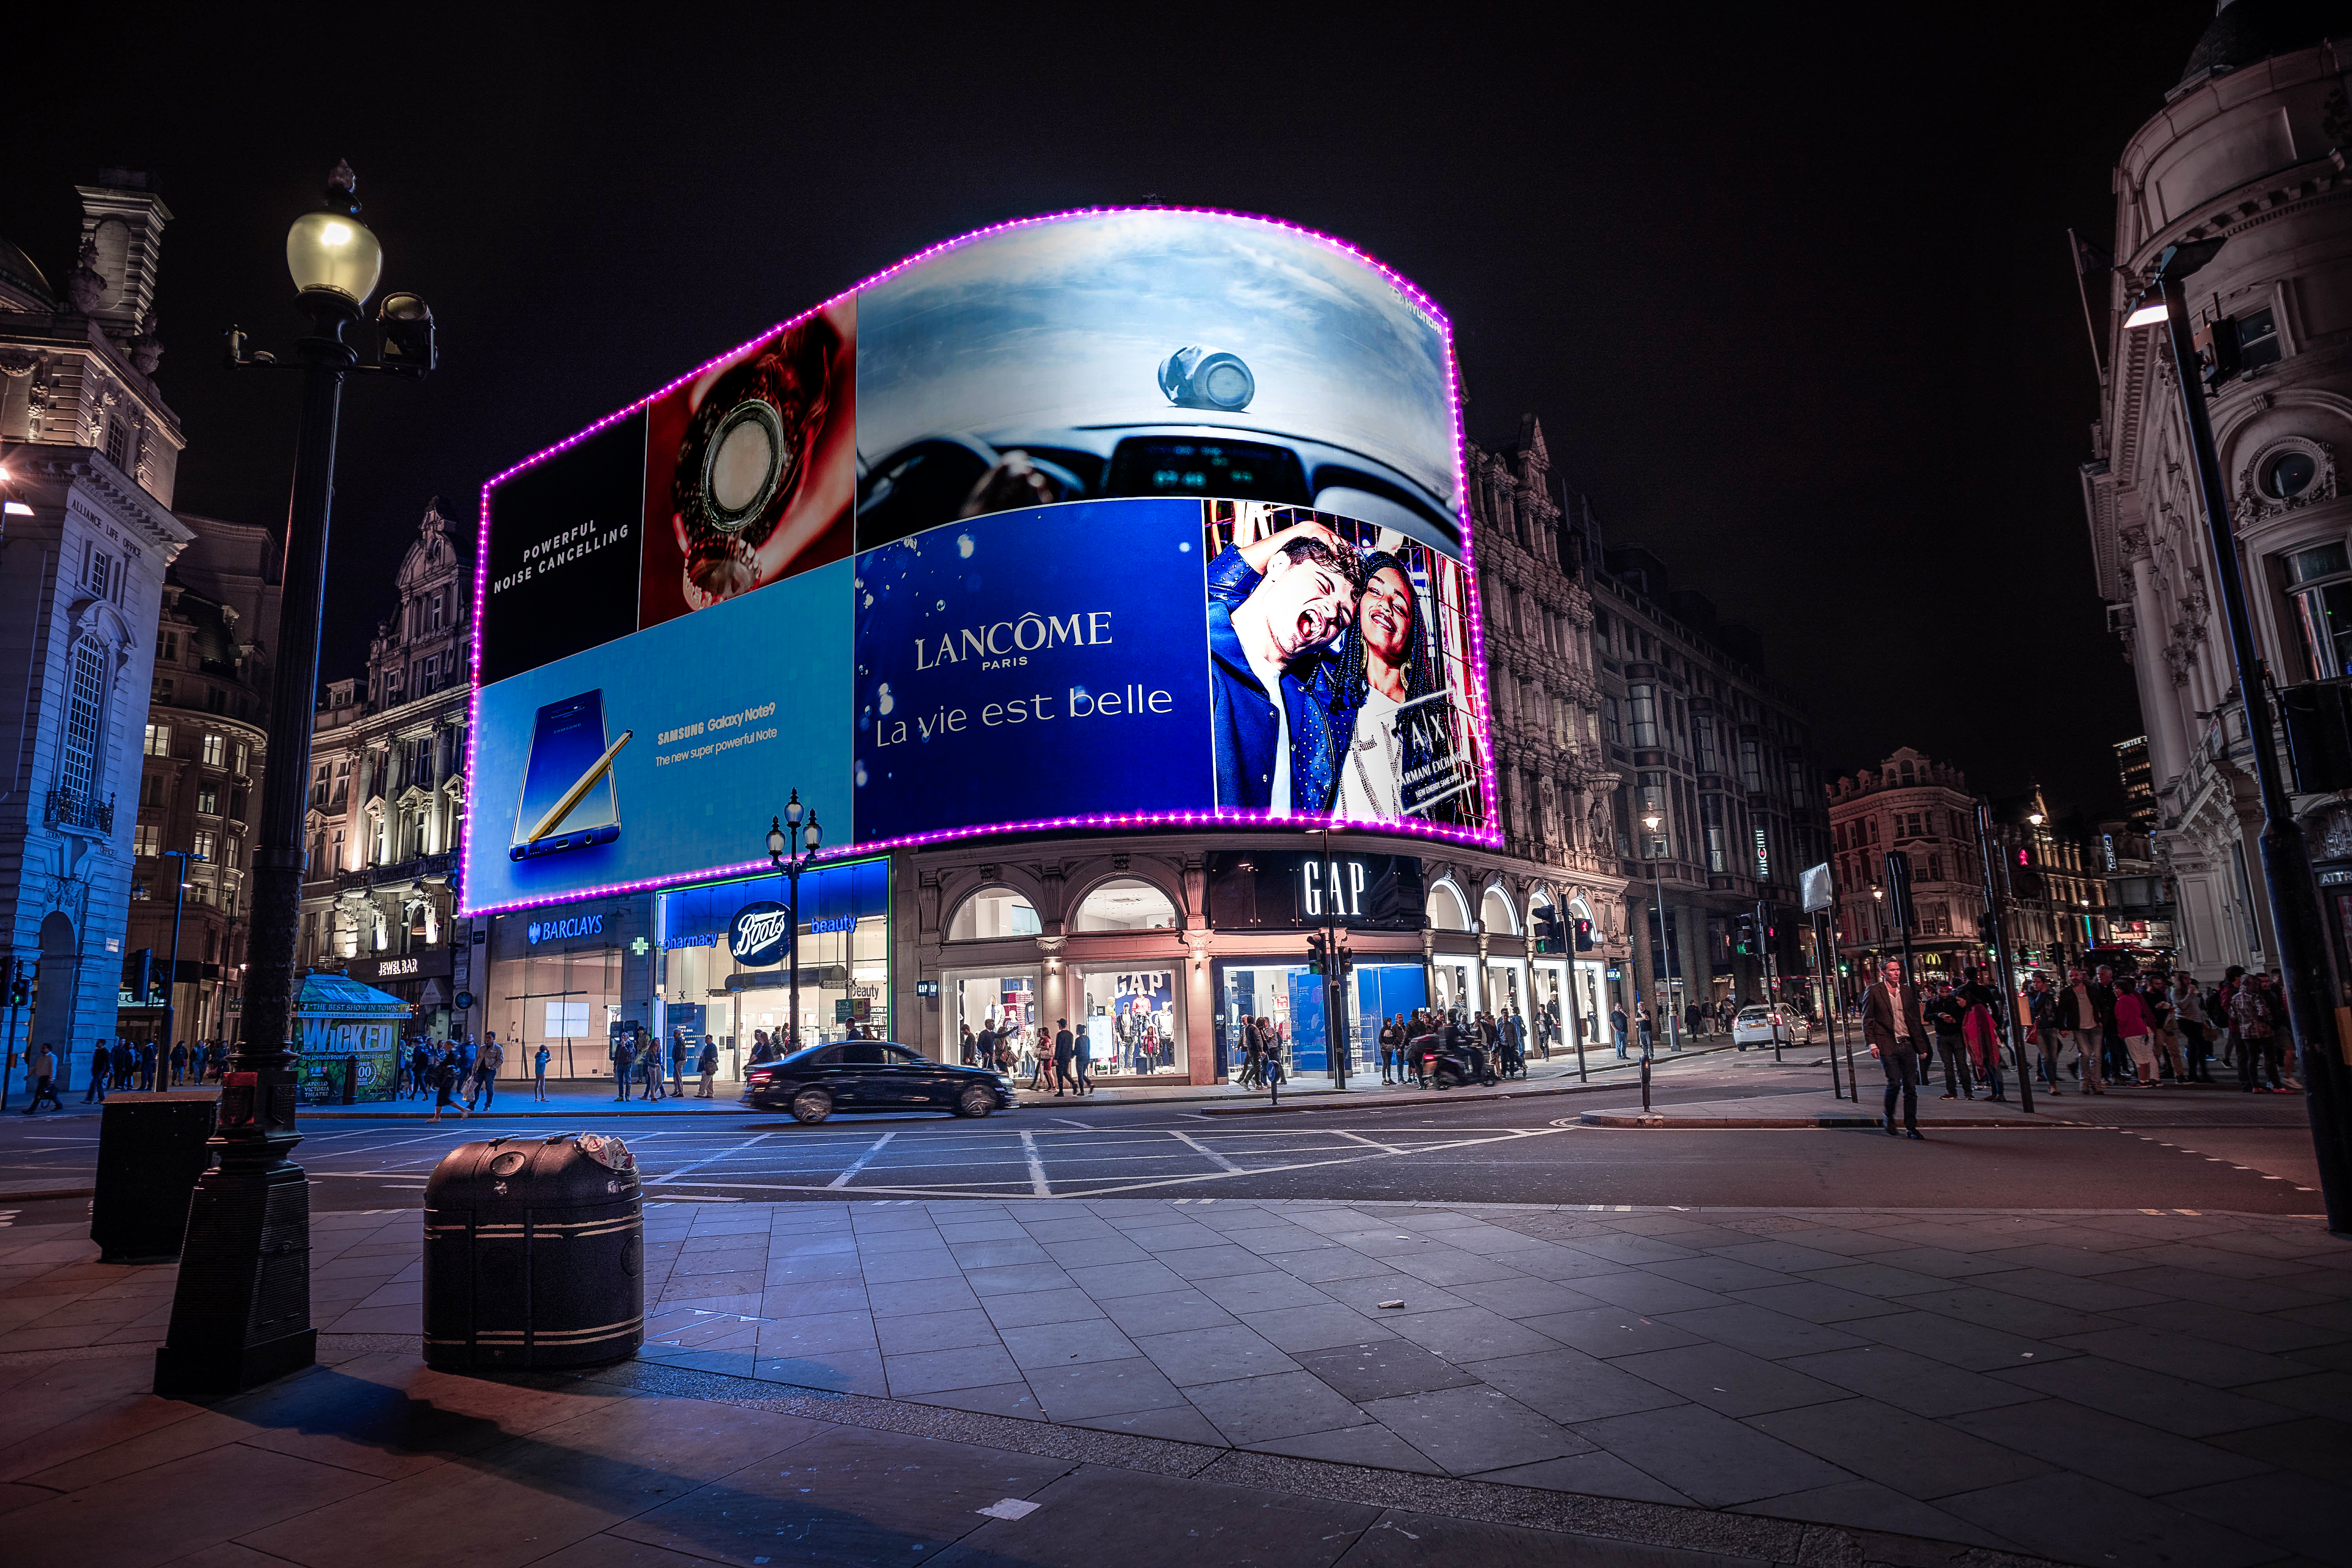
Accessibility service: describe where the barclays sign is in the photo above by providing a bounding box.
[527,913,606,946]
[728,901,793,967]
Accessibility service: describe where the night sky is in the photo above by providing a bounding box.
[4,5,2224,820]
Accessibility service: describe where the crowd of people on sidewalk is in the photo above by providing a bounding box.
[1860,956,2298,1140]
[607,1025,723,1103]
[17,1034,236,1113]
[2020,962,2297,1095]
[388,1032,518,1122]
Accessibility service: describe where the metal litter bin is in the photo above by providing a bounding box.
[91,1090,219,1262]
[423,1132,642,1370]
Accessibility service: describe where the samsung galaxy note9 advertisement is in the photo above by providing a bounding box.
[466,209,1494,914]
[465,559,855,910]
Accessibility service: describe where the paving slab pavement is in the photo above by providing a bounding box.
[6,1195,2350,1564]
[1579,1081,2317,1134]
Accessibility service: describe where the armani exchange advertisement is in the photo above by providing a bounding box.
[466,209,1493,913]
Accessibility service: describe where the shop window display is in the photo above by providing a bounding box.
[952,972,1038,1066]
[1218,961,1404,1079]
[484,907,626,1081]
[1076,969,1179,1075]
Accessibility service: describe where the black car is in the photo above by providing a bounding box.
[743,1039,1018,1124]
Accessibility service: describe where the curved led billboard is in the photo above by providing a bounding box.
[465,209,1496,916]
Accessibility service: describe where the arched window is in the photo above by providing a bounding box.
[1481,884,1519,935]
[1426,880,1470,931]
[947,887,1041,941]
[1071,878,1176,933]
[58,635,108,806]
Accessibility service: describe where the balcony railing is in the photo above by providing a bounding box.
[43,788,114,835]
[332,849,457,893]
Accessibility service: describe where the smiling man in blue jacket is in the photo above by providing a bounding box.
[1206,523,1361,814]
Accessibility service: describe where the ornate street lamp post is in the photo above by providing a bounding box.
[1641,813,1679,1053]
[160,848,202,1072]
[156,164,434,1396]
[766,792,823,1049]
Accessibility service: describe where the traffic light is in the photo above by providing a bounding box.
[1306,933,1328,977]
[1884,850,1915,929]
[1334,942,1354,979]
[1735,918,1755,955]
[7,960,25,1007]
[1535,908,1566,954]
[1573,918,1595,952]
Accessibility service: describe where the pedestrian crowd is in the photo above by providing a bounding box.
[2021,962,2293,1094]
[388,1031,506,1122]
[19,1035,234,1114]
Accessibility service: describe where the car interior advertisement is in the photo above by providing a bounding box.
[465,557,854,909]
[640,298,857,629]
[468,209,1495,913]
[852,497,1212,843]
[479,409,647,686]
[852,211,1459,554]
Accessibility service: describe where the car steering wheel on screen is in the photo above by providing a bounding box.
[857,434,1087,542]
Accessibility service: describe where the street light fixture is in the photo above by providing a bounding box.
[157,163,436,1398]
[765,791,823,1051]
[2122,236,2352,1232]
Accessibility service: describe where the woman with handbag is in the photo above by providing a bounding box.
[1959,969,2007,1103]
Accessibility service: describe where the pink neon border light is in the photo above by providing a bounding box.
[464,205,1502,918]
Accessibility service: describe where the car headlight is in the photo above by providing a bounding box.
[1157,346,1255,412]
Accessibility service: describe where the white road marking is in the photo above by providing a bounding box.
[1019,1129,1051,1197]
[1332,1130,1402,1154]
[1166,1130,1244,1172]
[648,1131,777,1185]
[827,1131,898,1189]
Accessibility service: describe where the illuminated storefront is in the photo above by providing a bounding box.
[654,858,890,1073]
[478,899,640,1079]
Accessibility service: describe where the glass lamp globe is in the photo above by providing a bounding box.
[766,818,786,858]
[286,208,383,307]
[784,790,804,828]
[804,814,823,852]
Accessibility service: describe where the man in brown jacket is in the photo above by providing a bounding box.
[1864,957,1929,1140]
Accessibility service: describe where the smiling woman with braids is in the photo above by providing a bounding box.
[1332,550,1439,820]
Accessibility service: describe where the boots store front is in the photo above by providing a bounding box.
[461,211,1516,1073]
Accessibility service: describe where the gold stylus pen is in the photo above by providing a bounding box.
[525,730,632,844]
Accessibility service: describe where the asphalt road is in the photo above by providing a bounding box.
[0,1050,2324,1225]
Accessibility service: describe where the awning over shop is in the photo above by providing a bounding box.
[294,972,412,1020]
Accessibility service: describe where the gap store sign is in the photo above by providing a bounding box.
[464,211,1497,916]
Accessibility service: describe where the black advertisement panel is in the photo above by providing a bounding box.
[1206,851,1424,931]
[480,409,647,686]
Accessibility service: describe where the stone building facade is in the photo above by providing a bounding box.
[296,501,472,1033]
[118,514,279,1048]
[2080,9,2352,979]
[0,171,193,1085]
[1828,750,1987,980]
[1584,545,1829,1027]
